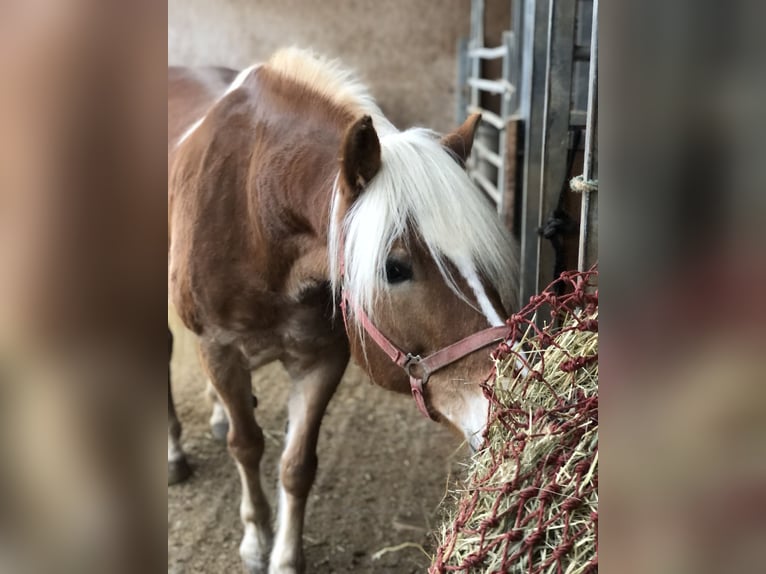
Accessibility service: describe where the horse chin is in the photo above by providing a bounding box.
[466,431,484,455]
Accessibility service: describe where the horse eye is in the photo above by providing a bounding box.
[384,259,413,284]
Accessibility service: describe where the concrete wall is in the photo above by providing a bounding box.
[169,0,472,133]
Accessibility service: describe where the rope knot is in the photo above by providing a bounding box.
[561,356,595,373]
[480,516,498,530]
[518,487,537,500]
[524,530,543,548]
[538,482,559,502]
[569,175,598,194]
[506,529,522,542]
[461,553,484,568]
[562,497,582,512]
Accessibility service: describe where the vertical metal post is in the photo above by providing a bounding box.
[468,0,484,113]
[472,0,498,206]
[510,0,525,114]
[456,37,469,125]
[537,0,578,292]
[518,0,551,309]
[578,0,598,271]
[496,30,514,216]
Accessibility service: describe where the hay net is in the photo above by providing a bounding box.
[431,269,598,573]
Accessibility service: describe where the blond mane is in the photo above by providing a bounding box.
[268,47,394,134]
[177,47,395,148]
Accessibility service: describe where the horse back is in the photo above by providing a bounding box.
[168,66,236,149]
[168,64,354,339]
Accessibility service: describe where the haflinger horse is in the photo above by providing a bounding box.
[167,48,519,574]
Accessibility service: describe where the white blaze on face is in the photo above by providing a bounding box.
[457,262,505,327]
[457,263,531,383]
[427,264,501,452]
[440,391,490,453]
[463,392,491,451]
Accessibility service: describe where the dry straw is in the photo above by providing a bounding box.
[431,270,598,573]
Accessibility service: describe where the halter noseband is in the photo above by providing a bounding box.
[340,292,510,420]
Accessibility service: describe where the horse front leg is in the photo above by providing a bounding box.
[198,340,273,574]
[270,349,348,574]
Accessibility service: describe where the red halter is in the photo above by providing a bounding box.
[340,292,510,420]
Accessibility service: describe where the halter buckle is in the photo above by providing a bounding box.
[404,354,428,382]
[404,356,433,420]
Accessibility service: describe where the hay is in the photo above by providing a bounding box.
[431,272,598,573]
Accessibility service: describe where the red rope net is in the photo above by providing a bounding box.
[430,269,598,573]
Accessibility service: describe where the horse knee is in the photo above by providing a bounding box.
[280,452,317,498]
[228,428,265,468]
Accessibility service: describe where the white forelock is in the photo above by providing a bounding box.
[329,127,519,323]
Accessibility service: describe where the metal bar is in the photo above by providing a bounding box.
[510,0,525,115]
[471,170,502,203]
[574,44,591,61]
[470,0,485,48]
[572,0,594,112]
[570,109,587,128]
[469,42,480,110]
[467,0,497,211]
[468,45,509,59]
[578,0,598,272]
[468,0,484,112]
[519,0,551,309]
[474,140,503,168]
[536,0,578,295]
[456,37,469,125]
[467,105,505,130]
[467,77,515,95]
[511,0,528,104]
[496,30,514,216]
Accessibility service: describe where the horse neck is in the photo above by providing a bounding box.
[244,113,354,294]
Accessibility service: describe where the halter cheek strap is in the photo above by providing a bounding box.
[341,293,510,420]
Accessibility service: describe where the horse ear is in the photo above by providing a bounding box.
[341,115,381,199]
[441,113,481,164]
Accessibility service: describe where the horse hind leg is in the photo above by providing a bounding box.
[270,350,347,574]
[168,327,192,485]
[199,340,273,574]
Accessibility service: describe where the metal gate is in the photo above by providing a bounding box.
[457,0,598,307]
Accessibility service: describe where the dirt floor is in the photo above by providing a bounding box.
[168,313,470,573]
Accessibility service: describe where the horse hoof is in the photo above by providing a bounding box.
[241,556,269,574]
[210,420,229,442]
[168,457,192,485]
[268,548,305,574]
[268,563,305,574]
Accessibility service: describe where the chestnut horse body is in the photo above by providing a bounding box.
[168,48,518,573]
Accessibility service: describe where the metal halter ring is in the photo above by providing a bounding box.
[404,354,428,382]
